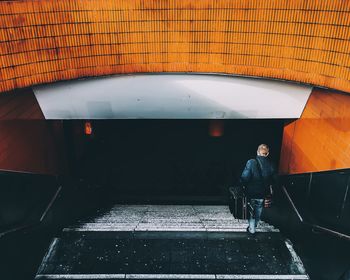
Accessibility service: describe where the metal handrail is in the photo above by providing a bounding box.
[281,185,304,223]
[0,169,49,175]
[0,185,62,238]
[39,186,62,222]
[281,185,350,242]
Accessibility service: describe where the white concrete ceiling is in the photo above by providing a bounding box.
[33,74,312,119]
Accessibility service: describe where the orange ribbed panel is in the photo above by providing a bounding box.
[280,88,350,174]
[0,0,350,93]
[0,121,66,174]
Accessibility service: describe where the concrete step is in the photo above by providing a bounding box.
[35,235,308,279]
[36,205,307,280]
[35,273,309,279]
[64,205,278,233]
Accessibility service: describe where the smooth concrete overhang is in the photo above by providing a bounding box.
[33,74,312,119]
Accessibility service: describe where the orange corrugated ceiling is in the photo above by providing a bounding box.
[0,0,350,93]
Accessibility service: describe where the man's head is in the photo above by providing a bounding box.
[257,144,269,157]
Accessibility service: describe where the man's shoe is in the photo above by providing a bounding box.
[246,226,254,234]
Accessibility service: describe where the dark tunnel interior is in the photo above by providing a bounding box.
[64,119,285,197]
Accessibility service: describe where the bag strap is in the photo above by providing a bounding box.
[255,158,263,181]
[255,158,273,196]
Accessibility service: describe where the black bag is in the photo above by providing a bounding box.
[255,158,273,208]
[229,185,244,197]
[228,186,248,219]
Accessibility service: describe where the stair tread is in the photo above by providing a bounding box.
[36,205,307,280]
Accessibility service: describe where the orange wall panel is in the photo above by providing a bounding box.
[280,88,350,174]
[0,121,67,174]
[279,121,296,174]
[0,88,44,120]
[0,0,350,93]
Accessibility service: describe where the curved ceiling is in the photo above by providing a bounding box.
[0,0,350,93]
[33,74,312,119]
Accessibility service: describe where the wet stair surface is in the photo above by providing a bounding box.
[36,205,309,280]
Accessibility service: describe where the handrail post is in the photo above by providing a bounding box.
[307,173,313,199]
[339,175,350,219]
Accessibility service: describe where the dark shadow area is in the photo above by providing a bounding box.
[0,172,111,280]
[0,171,58,231]
[66,119,284,201]
[282,170,350,235]
[262,169,350,280]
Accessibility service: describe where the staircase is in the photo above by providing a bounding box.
[35,205,309,280]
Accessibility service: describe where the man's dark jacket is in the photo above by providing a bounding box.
[240,155,277,199]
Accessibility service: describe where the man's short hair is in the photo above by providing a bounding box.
[257,144,269,157]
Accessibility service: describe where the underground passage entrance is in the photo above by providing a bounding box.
[64,119,285,199]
